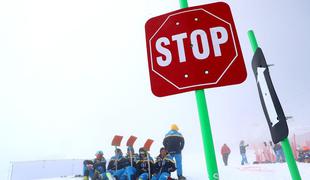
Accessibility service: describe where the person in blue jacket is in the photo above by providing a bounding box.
[107,148,133,180]
[239,140,249,165]
[135,147,154,180]
[123,146,138,179]
[125,146,139,167]
[163,124,185,180]
[83,150,109,180]
[152,147,176,180]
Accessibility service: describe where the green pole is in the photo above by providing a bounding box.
[281,138,302,180]
[195,90,219,180]
[247,30,258,52]
[176,1,219,179]
[247,30,301,180]
[178,0,188,8]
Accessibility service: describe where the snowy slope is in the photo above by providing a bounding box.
[180,151,310,180]
[36,162,310,180]
[10,148,310,180]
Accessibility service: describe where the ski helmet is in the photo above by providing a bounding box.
[171,124,179,131]
[96,150,103,156]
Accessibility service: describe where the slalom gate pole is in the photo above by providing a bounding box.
[176,0,219,179]
[281,138,302,180]
[248,30,301,180]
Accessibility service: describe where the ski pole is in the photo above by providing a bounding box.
[248,30,301,180]
[175,0,220,179]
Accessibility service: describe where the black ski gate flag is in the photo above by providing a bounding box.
[252,48,288,144]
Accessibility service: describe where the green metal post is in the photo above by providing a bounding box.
[248,30,258,52]
[248,30,301,180]
[195,90,219,180]
[178,0,188,8]
[176,0,219,179]
[281,138,302,180]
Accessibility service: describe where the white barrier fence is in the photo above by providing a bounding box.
[10,159,84,180]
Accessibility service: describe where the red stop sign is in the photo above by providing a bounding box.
[145,2,247,97]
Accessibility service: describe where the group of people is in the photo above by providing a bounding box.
[252,141,286,164]
[83,124,186,180]
[297,145,310,163]
[220,140,250,166]
[219,141,247,166]
[220,140,287,166]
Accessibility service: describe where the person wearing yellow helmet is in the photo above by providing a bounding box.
[163,124,186,180]
[171,124,179,131]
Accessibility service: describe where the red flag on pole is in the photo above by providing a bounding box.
[111,135,123,147]
[144,139,154,151]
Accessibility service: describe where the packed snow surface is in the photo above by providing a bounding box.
[35,162,310,180]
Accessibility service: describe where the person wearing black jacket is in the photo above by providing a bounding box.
[135,147,154,180]
[125,146,138,167]
[163,124,185,180]
[152,147,176,180]
[107,148,132,179]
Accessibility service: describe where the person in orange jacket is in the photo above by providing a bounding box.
[221,144,231,166]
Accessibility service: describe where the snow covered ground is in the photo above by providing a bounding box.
[9,148,310,180]
[179,151,310,180]
[36,162,310,180]
[32,150,310,180]
[8,142,310,180]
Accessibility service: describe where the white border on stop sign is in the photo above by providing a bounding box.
[148,8,238,90]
